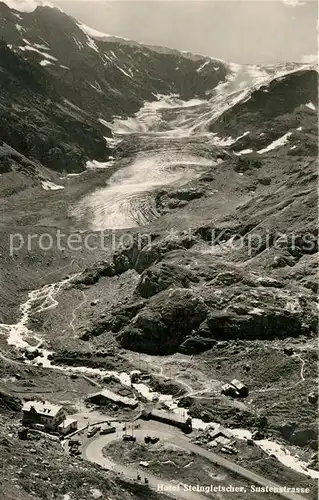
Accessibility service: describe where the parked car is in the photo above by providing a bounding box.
[70,449,81,456]
[100,426,116,435]
[69,439,80,446]
[122,434,136,442]
[87,426,100,438]
[150,436,159,444]
[144,436,159,444]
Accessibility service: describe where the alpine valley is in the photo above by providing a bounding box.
[0,2,318,500]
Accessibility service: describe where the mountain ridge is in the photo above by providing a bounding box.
[0,3,318,496]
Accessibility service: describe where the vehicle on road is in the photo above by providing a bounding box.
[122,434,136,442]
[70,449,81,456]
[100,426,116,435]
[87,426,101,438]
[144,435,159,444]
[69,439,80,446]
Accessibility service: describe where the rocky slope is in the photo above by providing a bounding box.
[210,69,318,156]
[0,1,227,177]
[65,65,318,355]
[0,40,110,176]
[0,0,318,475]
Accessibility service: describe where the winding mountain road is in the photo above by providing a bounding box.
[83,428,205,500]
[83,426,308,500]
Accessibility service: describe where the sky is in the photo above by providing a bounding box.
[54,0,317,64]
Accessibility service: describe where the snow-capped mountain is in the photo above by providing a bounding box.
[0,0,230,175]
[0,4,318,490]
[0,2,227,114]
[0,0,317,178]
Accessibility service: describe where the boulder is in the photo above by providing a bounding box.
[118,288,208,354]
[308,392,318,404]
[283,347,294,356]
[72,260,115,286]
[290,427,318,448]
[258,176,272,186]
[179,336,216,354]
[135,262,198,298]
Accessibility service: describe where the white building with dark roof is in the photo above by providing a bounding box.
[230,379,249,398]
[58,417,78,435]
[22,400,66,431]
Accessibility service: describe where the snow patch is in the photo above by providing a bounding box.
[104,136,120,148]
[19,43,58,61]
[196,60,210,73]
[234,149,253,156]
[89,82,103,93]
[39,59,53,67]
[305,102,316,111]
[72,38,84,50]
[99,118,112,128]
[248,307,264,315]
[257,132,292,154]
[77,22,132,43]
[86,36,99,53]
[230,428,319,479]
[115,65,132,78]
[41,181,64,191]
[34,42,50,51]
[86,160,113,170]
[77,22,112,39]
[212,131,250,147]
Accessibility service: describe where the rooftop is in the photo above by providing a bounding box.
[231,379,247,389]
[58,418,77,429]
[151,409,191,425]
[88,388,138,407]
[209,426,232,440]
[22,400,63,417]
